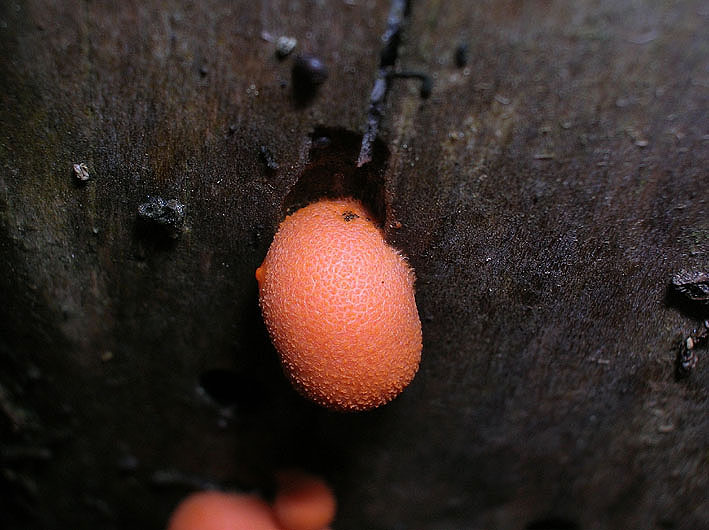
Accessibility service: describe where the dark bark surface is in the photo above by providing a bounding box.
[1,1,707,529]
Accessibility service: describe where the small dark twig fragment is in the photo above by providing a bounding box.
[358,0,411,167]
[357,74,389,167]
[379,0,408,67]
[137,196,186,239]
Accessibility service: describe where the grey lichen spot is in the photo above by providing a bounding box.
[73,163,90,182]
[276,36,297,58]
[137,196,186,239]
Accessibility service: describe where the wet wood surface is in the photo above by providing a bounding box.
[1,1,707,529]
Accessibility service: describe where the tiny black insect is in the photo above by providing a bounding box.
[454,42,469,68]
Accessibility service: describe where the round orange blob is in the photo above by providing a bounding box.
[256,198,422,411]
[167,491,281,530]
[273,471,336,530]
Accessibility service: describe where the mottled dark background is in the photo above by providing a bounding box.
[1,1,707,529]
